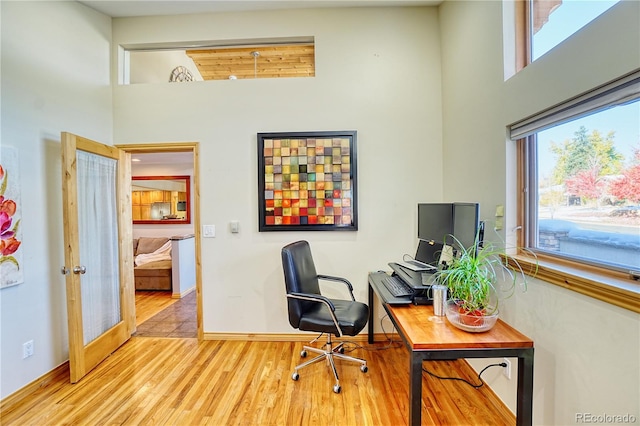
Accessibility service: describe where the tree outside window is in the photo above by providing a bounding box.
[534,100,640,271]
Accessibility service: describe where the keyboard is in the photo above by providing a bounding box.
[381,275,414,297]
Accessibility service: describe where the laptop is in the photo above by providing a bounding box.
[396,240,441,272]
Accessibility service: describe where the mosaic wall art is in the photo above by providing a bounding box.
[257,131,358,232]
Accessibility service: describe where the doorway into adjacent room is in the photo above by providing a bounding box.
[117,143,201,340]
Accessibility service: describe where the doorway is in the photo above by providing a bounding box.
[116,143,202,341]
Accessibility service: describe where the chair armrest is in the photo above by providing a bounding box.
[287,292,343,336]
[287,292,336,311]
[317,274,355,301]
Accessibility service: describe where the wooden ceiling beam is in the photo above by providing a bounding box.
[190,56,314,65]
[200,69,315,79]
[186,45,313,57]
[185,44,315,80]
[191,61,314,70]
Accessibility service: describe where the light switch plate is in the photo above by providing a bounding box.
[203,225,215,238]
[495,205,505,217]
[230,221,239,233]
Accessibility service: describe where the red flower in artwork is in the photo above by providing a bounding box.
[0,237,21,256]
[0,196,17,216]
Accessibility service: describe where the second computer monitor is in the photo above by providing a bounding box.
[417,202,480,252]
[452,202,480,251]
[417,203,453,244]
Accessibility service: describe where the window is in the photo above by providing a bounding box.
[121,38,315,84]
[518,0,620,65]
[511,70,640,311]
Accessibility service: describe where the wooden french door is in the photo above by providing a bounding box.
[61,132,135,383]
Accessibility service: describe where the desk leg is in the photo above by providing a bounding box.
[409,352,423,426]
[368,283,374,344]
[516,349,534,426]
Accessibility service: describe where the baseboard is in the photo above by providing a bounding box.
[0,361,69,411]
[202,332,398,342]
[172,286,195,299]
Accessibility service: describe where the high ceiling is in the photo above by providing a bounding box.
[79,1,441,18]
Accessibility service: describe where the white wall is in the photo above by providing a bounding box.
[439,1,640,423]
[111,7,443,333]
[0,1,112,398]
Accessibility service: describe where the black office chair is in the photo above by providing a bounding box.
[281,240,369,394]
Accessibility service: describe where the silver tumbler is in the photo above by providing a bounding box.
[432,285,447,316]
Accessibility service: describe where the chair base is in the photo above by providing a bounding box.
[291,334,367,394]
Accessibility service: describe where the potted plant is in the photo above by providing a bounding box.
[434,235,537,332]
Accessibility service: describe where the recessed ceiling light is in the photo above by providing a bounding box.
[132,158,141,162]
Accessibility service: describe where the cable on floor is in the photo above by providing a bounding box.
[422,362,507,389]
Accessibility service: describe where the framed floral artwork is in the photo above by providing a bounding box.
[1,146,23,288]
[257,131,358,232]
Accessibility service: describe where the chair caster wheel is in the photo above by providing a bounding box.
[300,350,307,358]
[333,385,341,394]
[361,365,368,373]
[292,372,299,381]
[338,347,345,354]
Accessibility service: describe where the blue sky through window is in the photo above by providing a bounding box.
[533,0,621,61]
[533,0,637,178]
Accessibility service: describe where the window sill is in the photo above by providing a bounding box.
[507,254,640,314]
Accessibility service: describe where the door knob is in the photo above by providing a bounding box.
[73,266,87,274]
[61,266,70,275]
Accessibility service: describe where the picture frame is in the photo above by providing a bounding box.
[0,146,23,288]
[131,175,191,225]
[257,130,358,232]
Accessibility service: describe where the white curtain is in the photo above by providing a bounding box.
[76,150,121,345]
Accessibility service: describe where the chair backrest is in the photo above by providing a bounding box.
[281,240,321,329]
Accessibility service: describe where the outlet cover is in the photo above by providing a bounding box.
[503,358,511,379]
[23,340,34,359]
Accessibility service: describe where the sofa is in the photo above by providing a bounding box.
[133,237,172,291]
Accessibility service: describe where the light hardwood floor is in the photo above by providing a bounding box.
[1,334,514,425]
[135,290,178,326]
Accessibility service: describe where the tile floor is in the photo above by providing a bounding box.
[135,291,196,338]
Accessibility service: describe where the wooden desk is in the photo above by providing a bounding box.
[368,272,534,426]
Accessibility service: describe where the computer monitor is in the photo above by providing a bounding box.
[452,202,480,252]
[417,203,453,244]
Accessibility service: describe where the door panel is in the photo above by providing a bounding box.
[61,132,134,383]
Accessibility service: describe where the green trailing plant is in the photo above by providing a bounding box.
[435,235,537,317]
